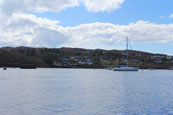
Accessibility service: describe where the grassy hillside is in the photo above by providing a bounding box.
[0,46,172,69]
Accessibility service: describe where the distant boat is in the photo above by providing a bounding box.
[113,37,139,71]
[20,64,37,69]
[169,68,173,70]
[3,67,7,70]
[149,68,155,70]
[105,67,113,70]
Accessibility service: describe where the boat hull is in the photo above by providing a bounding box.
[113,67,138,71]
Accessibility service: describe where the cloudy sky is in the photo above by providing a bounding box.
[0,0,173,54]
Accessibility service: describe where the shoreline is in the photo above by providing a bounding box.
[1,66,172,70]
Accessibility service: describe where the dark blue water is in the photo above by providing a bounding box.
[0,68,173,115]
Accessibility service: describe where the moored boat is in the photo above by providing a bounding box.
[113,67,138,71]
[20,64,37,69]
[113,36,139,71]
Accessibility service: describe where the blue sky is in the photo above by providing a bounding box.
[0,0,173,54]
[32,0,173,26]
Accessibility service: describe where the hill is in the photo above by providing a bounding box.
[0,46,172,69]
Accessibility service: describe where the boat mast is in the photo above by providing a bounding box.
[126,36,129,66]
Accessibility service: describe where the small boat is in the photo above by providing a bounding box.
[20,64,37,69]
[149,68,155,70]
[169,68,173,70]
[113,37,139,71]
[105,67,113,70]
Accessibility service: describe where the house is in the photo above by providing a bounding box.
[70,56,82,60]
[135,53,143,57]
[62,56,69,61]
[78,60,93,65]
[154,60,162,63]
[100,57,109,62]
[166,55,173,60]
[151,54,167,59]
[55,62,61,66]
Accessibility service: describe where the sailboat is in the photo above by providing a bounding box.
[113,37,139,71]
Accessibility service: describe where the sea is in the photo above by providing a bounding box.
[0,68,173,115]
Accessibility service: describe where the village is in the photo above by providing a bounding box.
[53,50,173,69]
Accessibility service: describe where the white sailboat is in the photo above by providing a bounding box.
[113,37,139,71]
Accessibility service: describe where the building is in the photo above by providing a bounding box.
[78,60,93,65]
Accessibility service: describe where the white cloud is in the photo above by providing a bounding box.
[1,13,173,49]
[8,13,59,27]
[0,0,80,15]
[60,21,173,49]
[0,13,68,47]
[160,16,165,19]
[169,14,173,19]
[82,0,124,12]
[0,0,124,16]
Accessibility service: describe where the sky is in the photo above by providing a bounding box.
[0,0,173,55]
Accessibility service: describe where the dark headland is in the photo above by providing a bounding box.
[0,46,173,69]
